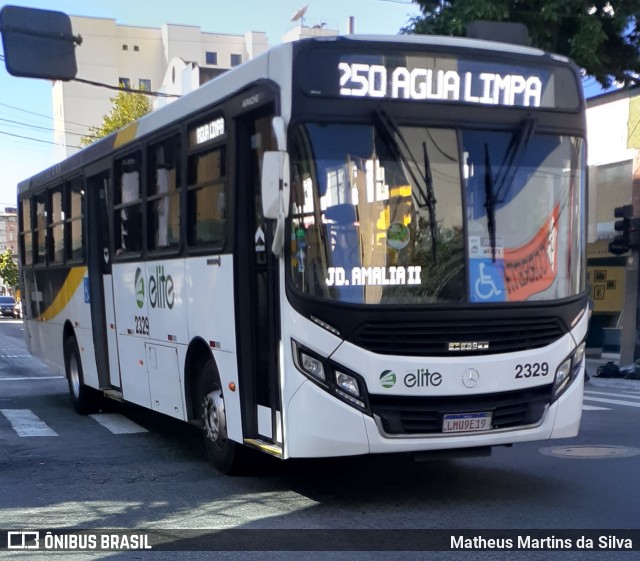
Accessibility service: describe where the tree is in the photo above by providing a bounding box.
[0,249,19,291]
[402,0,640,88]
[80,88,152,146]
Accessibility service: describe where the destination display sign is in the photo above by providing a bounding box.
[339,62,542,107]
[299,49,580,110]
[189,116,225,148]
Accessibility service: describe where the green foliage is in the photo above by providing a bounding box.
[80,89,152,146]
[402,0,640,88]
[0,249,19,290]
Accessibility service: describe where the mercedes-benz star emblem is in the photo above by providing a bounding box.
[462,368,480,388]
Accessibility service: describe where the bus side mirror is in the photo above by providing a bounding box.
[261,151,290,256]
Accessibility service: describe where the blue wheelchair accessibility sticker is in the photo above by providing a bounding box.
[469,258,506,303]
[83,277,90,303]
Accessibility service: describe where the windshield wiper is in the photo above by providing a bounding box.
[483,118,537,262]
[493,118,536,202]
[372,109,438,261]
[422,140,438,262]
[484,144,497,263]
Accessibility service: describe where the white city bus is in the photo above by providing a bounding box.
[18,32,588,473]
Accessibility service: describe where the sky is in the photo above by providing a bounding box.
[0,0,609,210]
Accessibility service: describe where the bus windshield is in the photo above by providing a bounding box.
[289,122,585,305]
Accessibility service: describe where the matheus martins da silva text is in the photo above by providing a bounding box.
[451,535,634,550]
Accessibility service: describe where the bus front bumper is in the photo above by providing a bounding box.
[285,365,584,459]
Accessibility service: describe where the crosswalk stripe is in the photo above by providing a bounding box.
[0,409,58,437]
[89,413,148,434]
[582,404,611,411]
[0,376,65,381]
[585,390,640,400]
[582,396,640,408]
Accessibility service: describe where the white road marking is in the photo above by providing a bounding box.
[585,390,640,400]
[0,376,64,381]
[582,396,640,408]
[0,409,58,437]
[582,404,611,411]
[89,413,148,434]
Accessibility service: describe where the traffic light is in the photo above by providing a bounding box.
[609,204,640,255]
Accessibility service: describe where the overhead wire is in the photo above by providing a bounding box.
[0,116,97,138]
[0,129,81,150]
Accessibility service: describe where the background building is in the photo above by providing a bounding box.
[0,207,18,296]
[52,17,341,155]
[0,207,18,255]
[52,16,270,157]
[586,87,640,360]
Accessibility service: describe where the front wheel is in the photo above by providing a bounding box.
[198,359,249,475]
[64,336,100,415]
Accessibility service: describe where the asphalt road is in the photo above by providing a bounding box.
[1,318,640,561]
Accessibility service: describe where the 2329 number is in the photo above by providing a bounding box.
[515,362,549,378]
[135,315,149,336]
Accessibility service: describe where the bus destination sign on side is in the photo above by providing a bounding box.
[190,116,225,148]
[338,61,543,107]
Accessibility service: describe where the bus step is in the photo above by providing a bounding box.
[243,438,283,458]
[102,389,124,402]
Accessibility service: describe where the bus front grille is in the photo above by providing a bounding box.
[350,317,565,356]
[369,385,553,435]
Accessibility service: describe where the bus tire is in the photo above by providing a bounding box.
[198,359,248,475]
[64,336,99,415]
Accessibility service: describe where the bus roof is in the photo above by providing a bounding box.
[338,34,549,58]
[18,34,573,195]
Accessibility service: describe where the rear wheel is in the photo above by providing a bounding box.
[64,336,100,415]
[198,359,249,475]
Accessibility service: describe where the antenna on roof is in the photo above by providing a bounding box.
[291,5,308,26]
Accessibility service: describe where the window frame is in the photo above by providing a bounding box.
[205,51,217,65]
[65,175,85,263]
[147,133,183,255]
[113,150,144,259]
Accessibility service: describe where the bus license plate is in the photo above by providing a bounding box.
[442,412,492,433]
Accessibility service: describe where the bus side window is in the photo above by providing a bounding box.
[114,152,142,255]
[19,198,33,266]
[187,145,226,247]
[34,191,48,264]
[66,177,84,261]
[50,188,64,263]
[148,135,181,252]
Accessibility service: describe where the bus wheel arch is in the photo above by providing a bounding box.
[187,342,248,475]
[63,325,99,415]
[185,337,214,423]
[198,359,250,474]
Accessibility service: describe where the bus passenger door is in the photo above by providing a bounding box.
[234,102,282,451]
[86,171,122,390]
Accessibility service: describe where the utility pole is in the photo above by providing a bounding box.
[633,154,640,363]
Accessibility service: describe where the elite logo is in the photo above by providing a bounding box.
[134,267,144,309]
[379,370,397,388]
[134,266,175,309]
[380,368,443,389]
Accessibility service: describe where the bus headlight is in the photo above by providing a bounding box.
[553,358,572,398]
[336,371,360,397]
[299,351,326,382]
[553,341,586,400]
[292,340,370,413]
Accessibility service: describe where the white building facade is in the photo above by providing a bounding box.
[53,16,270,157]
[585,87,640,359]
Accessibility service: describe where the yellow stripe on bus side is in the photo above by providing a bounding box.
[38,267,87,322]
[113,122,139,148]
